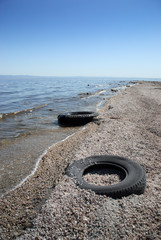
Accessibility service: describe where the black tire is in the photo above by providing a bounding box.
[66,155,146,198]
[58,111,98,126]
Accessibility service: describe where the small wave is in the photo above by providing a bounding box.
[0,104,47,120]
[95,84,109,88]
[0,90,19,95]
[78,89,106,98]
[96,100,105,110]
[98,90,106,94]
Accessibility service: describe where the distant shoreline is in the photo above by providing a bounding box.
[0,74,161,80]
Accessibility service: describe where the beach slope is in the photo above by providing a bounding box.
[0,81,161,239]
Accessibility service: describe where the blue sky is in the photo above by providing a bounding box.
[0,0,161,77]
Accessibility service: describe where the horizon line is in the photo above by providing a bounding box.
[0,74,161,79]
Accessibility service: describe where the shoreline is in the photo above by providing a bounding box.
[0,78,132,197]
[0,131,79,199]
[0,81,161,239]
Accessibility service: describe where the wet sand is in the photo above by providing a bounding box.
[0,81,161,239]
[0,127,80,197]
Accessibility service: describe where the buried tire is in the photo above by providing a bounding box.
[58,111,98,126]
[66,155,146,198]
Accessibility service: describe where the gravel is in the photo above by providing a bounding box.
[83,167,122,186]
[0,81,161,240]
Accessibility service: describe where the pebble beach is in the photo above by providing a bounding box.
[0,81,161,239]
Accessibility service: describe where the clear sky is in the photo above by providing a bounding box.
[0,0,161,77]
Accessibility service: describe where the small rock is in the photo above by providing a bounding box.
[13,231,19,237]
[111,89,118,92]
[108,105,113,110]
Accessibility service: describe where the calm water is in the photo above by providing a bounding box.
[0,76,160,197]
[0,76,135,139]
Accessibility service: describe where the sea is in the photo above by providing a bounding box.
[0,75,160,197]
